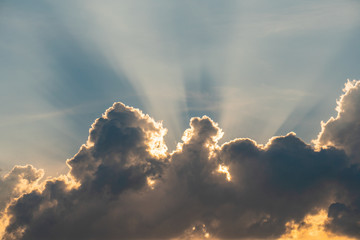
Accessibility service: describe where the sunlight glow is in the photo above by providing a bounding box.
[147,177,156,190]
[279,210,356,240]
[0,209,11,240]
[147,124,168,159]
[185,224,211,240]
[335,79,358,114]
[217,165,231,181]
[313,80,360,150]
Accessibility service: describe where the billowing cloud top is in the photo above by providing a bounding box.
[1,81,360,240]
[316,80,360,162]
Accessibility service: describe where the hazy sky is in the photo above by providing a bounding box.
[1,0,360,176]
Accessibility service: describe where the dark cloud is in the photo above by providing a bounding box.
[2,81,360,239]
[315,80,360,238]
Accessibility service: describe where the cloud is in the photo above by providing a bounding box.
[0,165,43,237]
[0,165,43,211]
[311,80,360,237]
[2,81,360,239]
[316,80,360,162]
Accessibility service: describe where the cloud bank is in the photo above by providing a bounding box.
[1,81,360,240]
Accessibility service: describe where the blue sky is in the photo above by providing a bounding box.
[1,0,360,176]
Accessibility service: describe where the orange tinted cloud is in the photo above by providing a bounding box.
[279,210,356,240]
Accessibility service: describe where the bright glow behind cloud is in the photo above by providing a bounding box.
[1,1,360,238]
[1,81,360,239]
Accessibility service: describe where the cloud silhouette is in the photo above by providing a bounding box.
[1,81,360,239]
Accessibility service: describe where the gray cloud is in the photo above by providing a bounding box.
[2,81,360,239]
[316,80,360,162]
[313,80,360,237]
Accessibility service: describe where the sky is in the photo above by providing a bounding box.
[1,0,360,239]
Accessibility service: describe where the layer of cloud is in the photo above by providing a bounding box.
[1,81,360,239]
